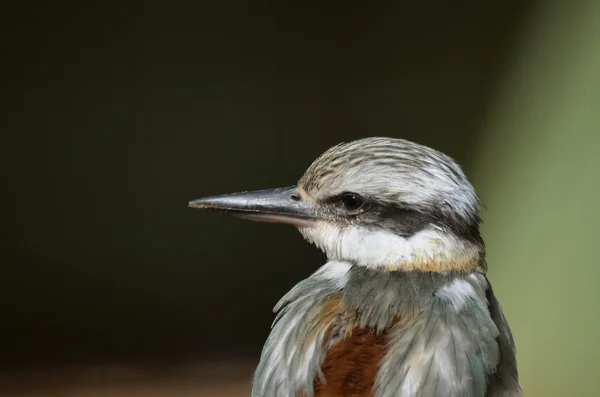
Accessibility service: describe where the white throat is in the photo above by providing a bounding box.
[298,222,481,272]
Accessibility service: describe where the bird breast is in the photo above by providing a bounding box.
[252,263,509,397]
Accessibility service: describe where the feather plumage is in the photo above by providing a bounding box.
[252,266,520,397]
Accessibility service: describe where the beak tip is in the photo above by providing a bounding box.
[188,199,208,209]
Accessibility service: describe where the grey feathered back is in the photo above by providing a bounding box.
[252,266,349,397]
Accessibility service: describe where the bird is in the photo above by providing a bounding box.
[189,137,521,397]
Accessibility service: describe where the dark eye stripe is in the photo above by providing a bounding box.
[360,203,483,244]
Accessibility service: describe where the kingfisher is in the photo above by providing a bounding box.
[189,137,521,397]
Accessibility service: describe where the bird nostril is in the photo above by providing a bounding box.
[290,194,300,202]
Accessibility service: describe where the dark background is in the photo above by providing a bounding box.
[3,2,531,370]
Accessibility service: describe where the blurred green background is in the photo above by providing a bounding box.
[3,1,599,396]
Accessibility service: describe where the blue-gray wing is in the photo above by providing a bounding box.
[486,280,522,397]
[375,273,521,397]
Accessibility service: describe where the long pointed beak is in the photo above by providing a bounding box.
[189,186,318,227]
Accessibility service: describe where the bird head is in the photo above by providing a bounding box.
[190,137,485,273]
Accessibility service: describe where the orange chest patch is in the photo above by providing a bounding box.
[313,327,388,397]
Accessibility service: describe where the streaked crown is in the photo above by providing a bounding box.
[299,137,480,224]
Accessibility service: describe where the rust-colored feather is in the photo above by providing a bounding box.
[313,327,388,397]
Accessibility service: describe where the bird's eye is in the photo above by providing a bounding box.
[340,193,364,212]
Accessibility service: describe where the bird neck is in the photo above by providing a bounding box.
[299,222,485,273]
